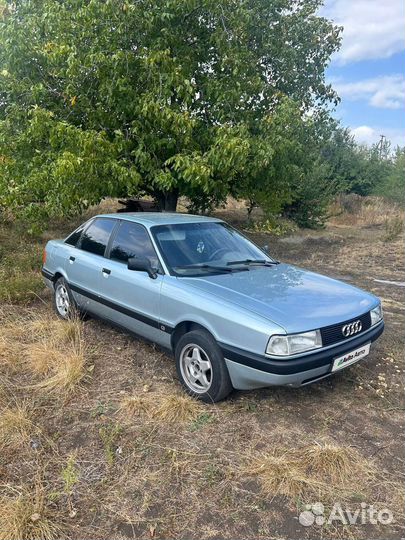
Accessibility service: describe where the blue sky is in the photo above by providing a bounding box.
[322,0,405,147]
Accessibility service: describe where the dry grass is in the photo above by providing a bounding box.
[120,394,154,417]
[383,216,404,242]
[120,391,203,423]
[0,321,26,341]
[0,271,44,305]
[0,336,23,373]
[19,315,90,395]
[300,441,366,484]
[246,452,319,498]
[1,309,82,342]
[27,317,82,345]
[31,347,87,395]
[26,342,65,376]
[153,393,203,423]
[0,402,35,450]
[0,481,62,540]
[243,441,374,502]
[1,313,87,384]
[0,312,25,373]
[0,385,7,408]
[0,312,85,382]
[329,194,404,227]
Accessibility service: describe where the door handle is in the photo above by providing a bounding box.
[102,268,111,275]
[69,256,75,263]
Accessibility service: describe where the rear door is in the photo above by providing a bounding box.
[64,217,117,315]
[98,220,167,345]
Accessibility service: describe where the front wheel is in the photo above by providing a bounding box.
[175,329,233,403]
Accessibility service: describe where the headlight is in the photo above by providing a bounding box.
[266,330,322,356]
[370,304,383,326]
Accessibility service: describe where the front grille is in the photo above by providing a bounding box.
[320,311,372,347]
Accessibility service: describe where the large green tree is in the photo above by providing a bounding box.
[0,0,341,223]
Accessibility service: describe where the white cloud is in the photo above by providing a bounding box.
[323,0,405,64]
[333,74,405,109]
[351,126,377,145]
[351,125,405,148]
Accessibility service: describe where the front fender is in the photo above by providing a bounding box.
[160,276,285,357]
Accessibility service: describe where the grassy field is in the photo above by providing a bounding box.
[0,197,404,540]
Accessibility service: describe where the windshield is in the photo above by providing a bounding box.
[151,222,275,275]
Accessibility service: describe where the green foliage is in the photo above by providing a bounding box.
[284,126,404,228]
[201,463,224,486]
[99,422,122,465]
[319,128,364,193]
[0,223,43,303]
[189,412,214,432]
[0,271,43,303]
[61,453,79,497]
[241,107,346,228]
[283,158,339,228]
[350,145,392,197]
[245,217,297,237]
[235,99,306,217]
[0,0,341,226]
[319,128,400,201]
[373,147,405,204]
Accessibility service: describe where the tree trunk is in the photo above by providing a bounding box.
[155,189,179,212]
[246,198,257,223]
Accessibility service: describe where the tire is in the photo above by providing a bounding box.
[53,277,77,320]
[175,329,233,403]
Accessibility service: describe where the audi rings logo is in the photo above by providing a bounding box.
[342,320,362,337]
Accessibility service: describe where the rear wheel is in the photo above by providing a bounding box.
[175,329,233,403]
[53,277,76,320]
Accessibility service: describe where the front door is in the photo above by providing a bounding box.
[97,220,167,346]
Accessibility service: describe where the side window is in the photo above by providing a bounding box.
[80,218,116,257]
[110,221,160,269]
[65,223,86,246]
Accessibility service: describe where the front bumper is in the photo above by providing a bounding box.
[222,321,384,390]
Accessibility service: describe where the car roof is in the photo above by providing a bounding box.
[96,212,224,227]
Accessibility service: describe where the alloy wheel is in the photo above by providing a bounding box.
[55,283,70,318]
[179,343,213,393]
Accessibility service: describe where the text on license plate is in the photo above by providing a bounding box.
[332,343,371,372]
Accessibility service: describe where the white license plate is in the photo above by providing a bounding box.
[332,343,371,372]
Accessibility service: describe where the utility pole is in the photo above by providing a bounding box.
[377,134,386,159]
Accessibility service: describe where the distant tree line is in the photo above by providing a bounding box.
[0,0,402,232]
[282,128,405,227]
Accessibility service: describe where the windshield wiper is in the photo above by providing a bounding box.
[175,264,247,274]
[227,259,279,266]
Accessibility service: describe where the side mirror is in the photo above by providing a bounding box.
[262,244,269,253]
[127,256,157,279]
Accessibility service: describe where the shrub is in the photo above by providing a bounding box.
[383,217,404,242]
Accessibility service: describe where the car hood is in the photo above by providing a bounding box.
[181,263,377,333]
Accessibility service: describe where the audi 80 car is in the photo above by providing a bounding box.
[42,213,384,402]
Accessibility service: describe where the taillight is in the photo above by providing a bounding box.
[42,248,47,265]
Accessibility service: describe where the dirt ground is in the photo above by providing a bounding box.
[0,203,404,540]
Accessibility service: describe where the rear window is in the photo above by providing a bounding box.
[80,218,116,257]
[65,223,86,246]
